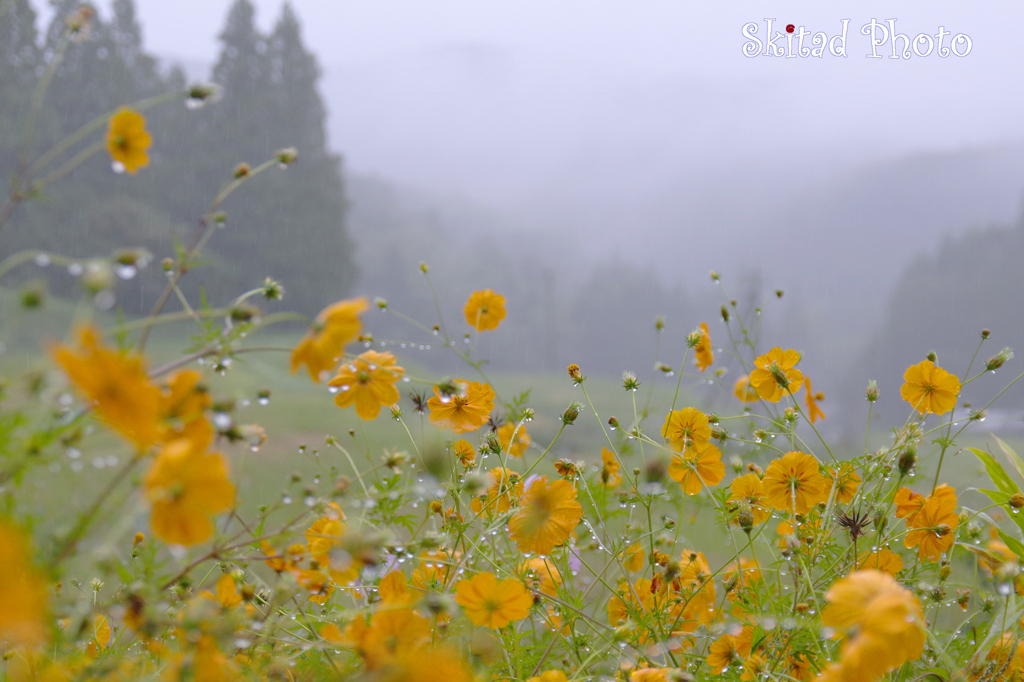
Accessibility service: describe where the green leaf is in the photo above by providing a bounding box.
[998,528,1024,561]
[969,447,1020,495]
[995,435,1024,483]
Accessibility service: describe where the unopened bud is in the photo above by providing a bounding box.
[655,315,665,331]
[608,416,620,429]
[775,289,784,299]
[939,564,952,581]
[737,509,754,533]
[1010,494,1024,510]
[721,305,730,323]
[866,380,880,402]
[986,348,1014,372]
[926,351,937,363]
[429,500,443,514]
[261,277,284,300]
[419,262,429,273]
[133,532,145,548]
[562,401,582,426]
[233,162,250,178]
[982,329,991,339]
[275,147,298,166]
[897,447,917,476]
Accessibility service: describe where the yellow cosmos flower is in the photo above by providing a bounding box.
[763,451,827,514]
[497,421,531,457]
[327,350,404,420]
[528,672,567,682]
[857,548,904,576]
[290,297,368,381]
[509,476,583,555]
[749,347,804,402]
[900,360,960,415]
[464,289,507,331]
[740,654,769,681]
[428,379,494,433]
[374,645,474,682]
[733,376,759,403]
[728,473,771,526]
[411,548,459,591]
[623,542,645,572]
[668,442,725,495]
[804,378,825,422]
[818,570,925,682]
[695,322,713,372]
[200,574,242,609]
[826,462,862,504]
[305,516,360,586]
[470,467,523,515]
[52,324,162,451]
[143,437,236,546]
[706,626,753,674]
[158,369,212,443]
[904,488,959,561]
[455,571,532,629]
[600,447,621,486]
[661,407,711,452]
[521,557,562,597]
[452,439,476,466]
[0,518,47,650]
[106,107,151,173]
[631,669,677,682]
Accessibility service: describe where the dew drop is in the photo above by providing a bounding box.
[34,253,50,267]
[111,160,126,174]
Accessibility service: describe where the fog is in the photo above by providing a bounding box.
[32,0,1024,431]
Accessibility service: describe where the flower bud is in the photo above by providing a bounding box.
[429,500,443,514]
[655,315,665,331]
[561,401,582,426]
[737,509,754,534]
[897,447,917,476]
[938,564,952,581]
[419,262,429,273]
[567,364,583,382]
[233,162,250,178]
[374,297,388,310]
[926,351,937,363]
[710,270,720,281]
[608,416,620,429]
[275,147,298,166]
[133,532,145,548]
[721,305,730,323]
[982,329,991,339]
[1010,493,1024,510]
[622,372,640,391]
[986,348,1014,372]
[261,277,284,300]
[775,289,784,299]
[866,380,880,402]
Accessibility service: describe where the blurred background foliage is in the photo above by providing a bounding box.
[2,0,1023,439]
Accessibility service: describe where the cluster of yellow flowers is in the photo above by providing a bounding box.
[4,91,1024,682]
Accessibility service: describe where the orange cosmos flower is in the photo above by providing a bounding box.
[455,571,532,628]
[694,322,713,372]
[143,436,236,546]
[200,574,243,609]
[804,378,825,423]
[706,626,753,674]
[428,379,494,433]
[509,476,583,555]
[631,669,679,682]
[668,442,725,495]
[158,369,212,443]
[763,451,827,514]
[52,324,162,451]
[734,376,759,403]
[471,467,523,515]
[452,439,476,466]
[728,473,771,526]
[895,484,955,526]
[739,654,769,681]
[106,108,151,173]
[464,289,506,331]
[601,447,622,486]
[825,462,861,504]
[623,543,645,572]
[328,350,404,420]
[749,347,804,402]
[290,298,368,381]
[818,570,925,682]
[528,672,568,682]
[900,360,960,415]
[857,548,904,576]
[521,557,563,597]
[305,516,360,586]
[0,518,47,650]
[411,548,459,591]
[904,489,959,561]
[724,557,761,586]
[661,407,711,452]
[497,421,531,457]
